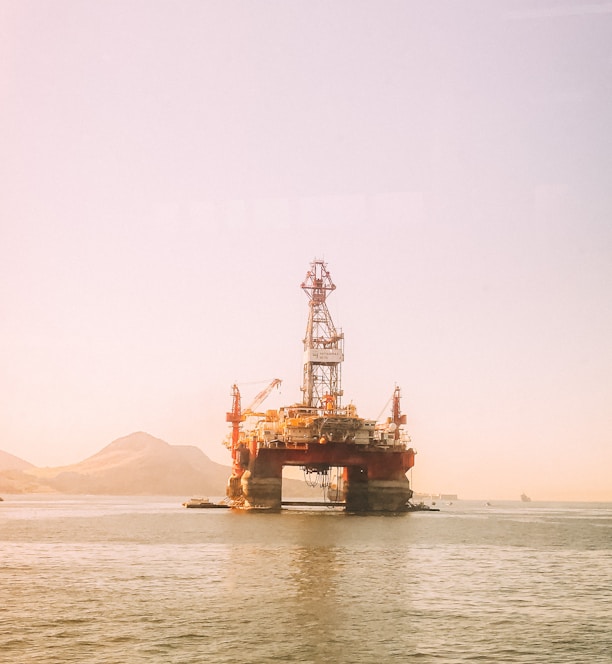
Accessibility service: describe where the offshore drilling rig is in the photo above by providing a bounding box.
[225,259,415,511]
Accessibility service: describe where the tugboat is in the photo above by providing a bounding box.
[224,259,416,512]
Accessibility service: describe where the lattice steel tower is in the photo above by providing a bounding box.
[300,259,344,411]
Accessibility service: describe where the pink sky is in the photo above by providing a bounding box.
[1,1,611,500]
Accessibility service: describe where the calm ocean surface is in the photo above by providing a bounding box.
[1,496,610,664]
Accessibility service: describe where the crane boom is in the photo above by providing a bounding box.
[244,378,282,413]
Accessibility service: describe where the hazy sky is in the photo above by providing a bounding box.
[2,1,611,500]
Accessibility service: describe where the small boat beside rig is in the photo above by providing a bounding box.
[224,259,417,512]
[182,497,229,508]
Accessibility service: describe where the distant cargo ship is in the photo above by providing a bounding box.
[521,493,532,502]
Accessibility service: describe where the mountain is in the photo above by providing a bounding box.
[0,449,35,471]
[21,432,232,495]
[0,451,46,492]
[0,432,311,497]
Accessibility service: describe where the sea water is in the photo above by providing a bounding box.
[1,496,610,663]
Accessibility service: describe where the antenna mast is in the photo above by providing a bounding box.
[300,259,344,411]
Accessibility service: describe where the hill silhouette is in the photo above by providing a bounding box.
[0,450,47,493]
[26,432,232,495]
[0,432,310,497]
[0,449,35,471]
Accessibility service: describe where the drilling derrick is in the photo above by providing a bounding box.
[301,260,344,412]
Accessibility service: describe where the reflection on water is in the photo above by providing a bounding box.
[1,497,611,663]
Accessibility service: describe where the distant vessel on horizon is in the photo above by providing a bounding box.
[521,492,532,502]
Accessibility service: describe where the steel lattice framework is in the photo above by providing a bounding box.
[300,259,344,411]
